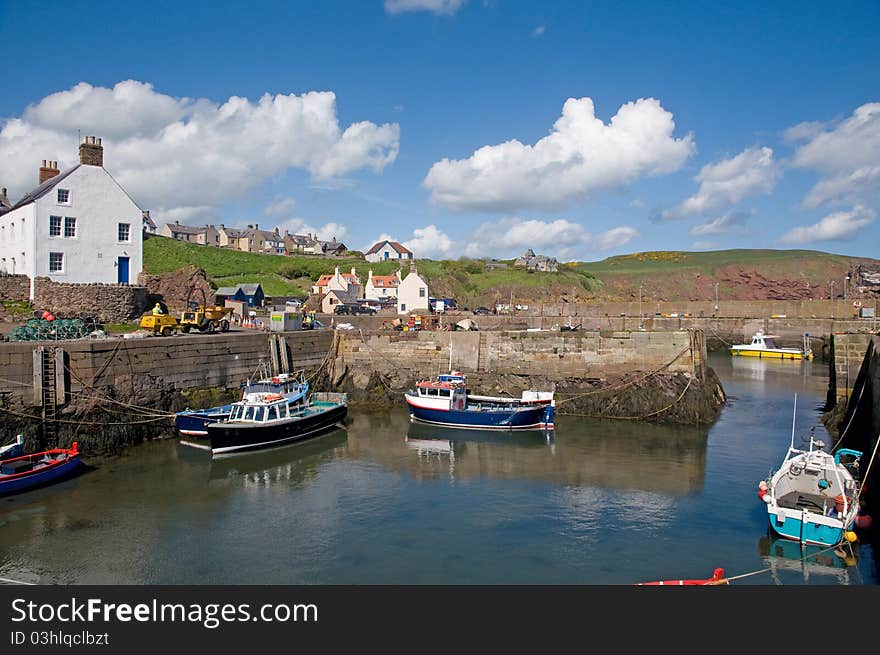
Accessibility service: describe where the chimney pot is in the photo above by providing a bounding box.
[79,135,104,166]
[39,160,60,184]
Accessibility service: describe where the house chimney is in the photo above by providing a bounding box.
[143,210,150,219]
[332,236,336,243]
[39,160,60,184]
[79,135,104,167]
[0,187,7,204]
[219,224,224,229]
[351,267,357,278]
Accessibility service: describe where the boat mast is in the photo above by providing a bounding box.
[449,333,453,372]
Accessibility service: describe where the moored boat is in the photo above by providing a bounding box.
[0,434,25,459]
[176,370,309,438]
[405,371,555,431]
[0,442,83,496]
[729,331,812,360]
[758,397,863,547]
[199,391,348,457]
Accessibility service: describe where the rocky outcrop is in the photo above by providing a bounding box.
[137,265,214,311]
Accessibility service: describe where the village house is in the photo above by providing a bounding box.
[283,231,347,257]
[397,268,429,315]
[160,221,220,246]
[214,282,265,307]
[312,266,362,313]
[364,269,401,301]
[142,210,157,234]
[365,240,414,263]
[217,224,284,254]
[0,136,143,298]
[514,248,559,272]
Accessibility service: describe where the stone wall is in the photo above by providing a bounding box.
[137,265,214,311]
[337,329,698,378]
[0,273,29,301]
[33,277,149,322]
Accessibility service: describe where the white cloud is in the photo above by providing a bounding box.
[593,226,638,251]
[403,225,455,259]
[384,0,465,15]
[790,102,880,209]
[783,120,828,142]
[424,97,694,212]
[533,25,546,37]
[661,146,777,220]
[462,217,637,260]
[0,80,399,221]
[264,196,297,218]
[689,210,751,236]
[780,206,876,244]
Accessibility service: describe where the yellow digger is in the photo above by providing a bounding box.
[178,288,233,334]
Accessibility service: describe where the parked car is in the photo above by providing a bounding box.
[334,303,376,316]
[472,306,492,315]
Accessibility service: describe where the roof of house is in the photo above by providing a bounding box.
[369,275,399,287]
[366,240,412,255]
[240,283,263,295]
[215,286,242,296]
[315,272,360,287]
[221,227,247,238]
[164,222,204,235]
[9,165,82,211]
[142,212,157,229]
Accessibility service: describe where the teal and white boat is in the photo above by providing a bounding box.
[758,396,863,547]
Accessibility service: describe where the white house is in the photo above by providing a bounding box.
[312,266,362,313]
[365,240,413,263]
[397,269,429,315]
[0,136,143,298]
[364,269,401,301]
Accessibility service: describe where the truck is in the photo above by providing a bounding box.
[178,288,234,333]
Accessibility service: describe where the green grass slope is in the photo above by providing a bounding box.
[143,235,875,304]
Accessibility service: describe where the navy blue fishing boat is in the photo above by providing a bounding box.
[405,372,554,431]
[0,442,83,496]
[199,391,348,457]
[176,371,309,438]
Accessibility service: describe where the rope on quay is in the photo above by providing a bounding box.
[558,375,695,421]
[0,404,173,427]
[554,344,692,407]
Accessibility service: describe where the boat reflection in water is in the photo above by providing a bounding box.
[388,412,707,495]
[177,428,349,488]
[757,533,860,585]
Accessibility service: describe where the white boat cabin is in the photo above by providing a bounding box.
[229,392,306,424]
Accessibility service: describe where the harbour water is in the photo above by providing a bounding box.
[1,352,876,585]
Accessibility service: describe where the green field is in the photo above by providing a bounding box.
[143,235,871,304]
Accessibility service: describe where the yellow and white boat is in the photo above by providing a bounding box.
[729,331,812,360]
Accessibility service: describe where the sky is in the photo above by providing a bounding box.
[0,0,878,261]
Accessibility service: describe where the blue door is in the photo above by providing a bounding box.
[117,257,130,283]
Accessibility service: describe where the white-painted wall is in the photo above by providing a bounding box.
[0,205,37,281]
[0,165,142,298]
[397,270,429,315]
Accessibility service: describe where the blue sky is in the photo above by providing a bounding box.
[1,0,878,261]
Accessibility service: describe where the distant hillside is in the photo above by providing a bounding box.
[143,236,878,306]
[575,249,880,302]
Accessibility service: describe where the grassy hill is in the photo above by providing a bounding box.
[143,235,877,305]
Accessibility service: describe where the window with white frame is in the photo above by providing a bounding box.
[49,252,63,272]
[419,288,426,297]
[49,215,62,236]
[118,222,131,242]
[64,217,76,238]
[57,189,70,204]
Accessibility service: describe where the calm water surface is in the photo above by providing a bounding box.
[1,352,876,585]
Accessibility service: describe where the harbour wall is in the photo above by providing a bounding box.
[0,330,334,451]
[332,329,724,426]
[324,313,875,355]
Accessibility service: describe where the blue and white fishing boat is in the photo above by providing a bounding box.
[175,369,309,439]
[758,395,863,547]
[405,371,555,431]
[0,434,25,460]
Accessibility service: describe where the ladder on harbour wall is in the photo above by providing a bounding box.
[477,332,489,372]
[268,334,292,375]
[32,346,69,449]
